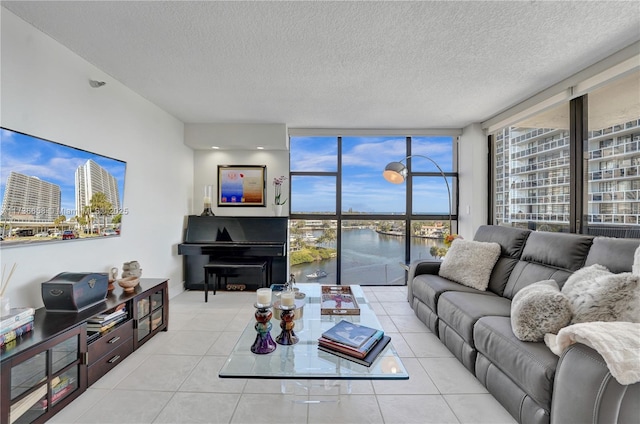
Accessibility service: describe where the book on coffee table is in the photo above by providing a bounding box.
[318,335,391,367]
[321,319,381,348]
[318,330,384,359]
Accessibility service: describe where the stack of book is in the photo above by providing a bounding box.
[87,305,127,336]
[318,319,390,367]
[0,307,35,348]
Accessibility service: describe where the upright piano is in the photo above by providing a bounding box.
[178,216,288,290]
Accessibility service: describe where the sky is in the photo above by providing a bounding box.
[0,128,127,218]
[289,135,454,215]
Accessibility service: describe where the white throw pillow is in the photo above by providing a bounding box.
[438,239,501,291]
[633,245,640,276]
[510,280,572,342]
[562,264,640,324]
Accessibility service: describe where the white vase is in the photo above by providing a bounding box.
[274,204,283,216]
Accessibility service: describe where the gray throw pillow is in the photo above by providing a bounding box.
[562,264,640,324]
[438,239,501,291]
[510,279,572,342]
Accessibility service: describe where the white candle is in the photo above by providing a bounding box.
[281,291,295,307]
[256,288,271,306]
[203,185,213,206]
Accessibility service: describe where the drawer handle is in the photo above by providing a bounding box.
[108,336,121,344]
[108,355,121,364]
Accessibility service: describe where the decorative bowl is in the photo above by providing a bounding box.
[118,276,140,293]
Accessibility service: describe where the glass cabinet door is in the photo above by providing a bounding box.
[51,336,78,374]
[9,331,81,424]
[132,282,167,349]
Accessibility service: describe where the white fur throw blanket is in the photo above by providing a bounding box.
[545,322,640,385]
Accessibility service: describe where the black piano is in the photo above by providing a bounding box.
[178,216,288,290]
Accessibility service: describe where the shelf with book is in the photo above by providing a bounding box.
[133,284,167,348]
[1,278,169,424]
[3,323,85,424]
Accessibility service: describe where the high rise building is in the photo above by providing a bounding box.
[494,118,640,230]
[75,159,121,218]
[587,119,640,225]
[0,171,61,222]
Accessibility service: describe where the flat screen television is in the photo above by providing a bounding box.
[0,127,127,247]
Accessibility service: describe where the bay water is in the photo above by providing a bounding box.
[290,228,445,286]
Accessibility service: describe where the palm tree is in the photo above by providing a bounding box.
[75,215,87,237]
[90,192,112,235]
[316,227,336,245]
[412,221,422,236]
[82,206,93,235]
[53,215,66,232]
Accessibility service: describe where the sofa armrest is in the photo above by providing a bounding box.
[551,343,639,424]
[407,260,442,302]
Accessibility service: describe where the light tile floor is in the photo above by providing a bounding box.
[49,285,516,424]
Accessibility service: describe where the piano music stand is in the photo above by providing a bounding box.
[203,259,268,301]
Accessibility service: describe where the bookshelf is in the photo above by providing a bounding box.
[0,278,169,424]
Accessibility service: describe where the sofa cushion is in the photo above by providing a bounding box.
[412,273,488,313]
[437,291,511,346]
[474,315,560,410]
[562,264,640,324]
[474,225,531,296]
[503,231,594,299]
[510,279,572,341]
[585,237,640,274]
[439,239,501,291]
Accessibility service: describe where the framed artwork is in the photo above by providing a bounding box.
[217,165,266,207]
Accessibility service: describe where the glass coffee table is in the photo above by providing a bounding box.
[219,284,408,390]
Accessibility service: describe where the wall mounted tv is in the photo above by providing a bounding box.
[0,127,127,248]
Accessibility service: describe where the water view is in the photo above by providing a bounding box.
[290,227,446,286]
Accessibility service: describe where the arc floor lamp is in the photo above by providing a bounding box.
[382,155,453,232]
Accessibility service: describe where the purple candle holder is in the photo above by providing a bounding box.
[251,303,276,354]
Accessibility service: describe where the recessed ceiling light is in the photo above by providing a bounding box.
[257,146,265,150]
[211,146,220,149]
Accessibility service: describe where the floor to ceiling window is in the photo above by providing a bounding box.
[586,71,640,234]
[493,103,571,232]
[289,134,458,286]
[491,69,640,237]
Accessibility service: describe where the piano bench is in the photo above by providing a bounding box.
[203,259,268,302]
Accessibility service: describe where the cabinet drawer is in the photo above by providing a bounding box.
[87,320,133,363]
[87,337,133,386]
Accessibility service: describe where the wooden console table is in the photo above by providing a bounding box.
[0,278,169,424]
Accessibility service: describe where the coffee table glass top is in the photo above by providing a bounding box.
[219,284,408,380]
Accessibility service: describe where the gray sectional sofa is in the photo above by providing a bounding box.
[407,225,639,424]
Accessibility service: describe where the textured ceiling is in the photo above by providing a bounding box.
[3,1,640,137]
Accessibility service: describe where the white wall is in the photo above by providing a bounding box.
[458,123,489,238]
[187,124,290,217]
[0,10,194,307]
